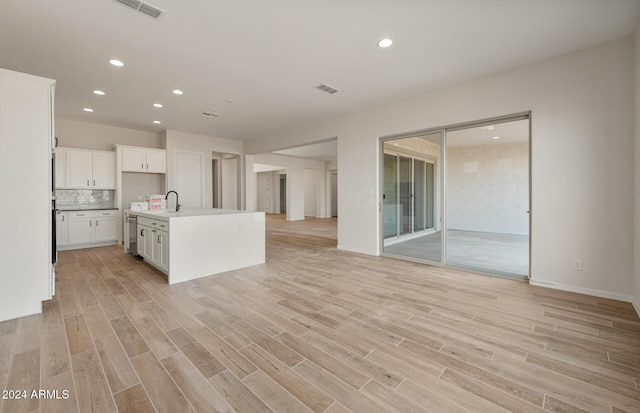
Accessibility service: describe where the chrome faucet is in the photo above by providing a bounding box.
[165,191,181,212]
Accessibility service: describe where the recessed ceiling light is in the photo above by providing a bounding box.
[377,38,393,48]
[172,89,183,95]
[108,59,124,67]
[83,108,94,112]
[153,103,163,108]
[93,90,105,96]
[153,120,161,124]
[225,99,236,104]
[492,136,500,139]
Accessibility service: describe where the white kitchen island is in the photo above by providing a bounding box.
[126,208,265,284]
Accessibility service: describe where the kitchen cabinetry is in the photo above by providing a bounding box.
[137,216,169,272]
[56,211,69,247]
[122,146,166,173]
[58,148,115,189]
[67,210,117,247]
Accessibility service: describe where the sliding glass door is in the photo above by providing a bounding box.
[382,132,442,263]
[381,116,530,279]
[445,118,530,277]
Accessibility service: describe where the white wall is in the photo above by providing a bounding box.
[447,142,529,235]
[164,130,243,209]
[0,69,54,321]
[304,169,318,217]
[633,26,640,314]
[246,38,635,302]
[56,118,161,150]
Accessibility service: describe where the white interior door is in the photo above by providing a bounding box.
[175,151,204,208]
[221,157,238,209]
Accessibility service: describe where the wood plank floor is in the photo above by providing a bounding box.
[2,214,639,412]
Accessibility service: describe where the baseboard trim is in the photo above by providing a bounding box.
[337,244,376,256]
[632,297,640,318]
[529,279,635,305]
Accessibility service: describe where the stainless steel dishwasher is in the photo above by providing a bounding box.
[124,213,138,255]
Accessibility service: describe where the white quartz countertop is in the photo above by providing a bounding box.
[125,208,261,220]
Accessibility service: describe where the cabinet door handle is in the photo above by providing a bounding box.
[96,220,99,226]
[146,163,149,169]
[90,221,92,227]
[62,216,64,222]
[158,235,161,244]
[93,179,96,186]
[140,229,144,236]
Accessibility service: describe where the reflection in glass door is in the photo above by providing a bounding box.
[382,132,442,263]
[383,154,397,239]
[399,156,412,236]
[414,160,425,231]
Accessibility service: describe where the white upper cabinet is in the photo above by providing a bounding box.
[58,148,115,189]
[145,149,166,173]
[122,147,145,171]
[122,146,166,173]
[66,149,93,188]
[92,151,116,188]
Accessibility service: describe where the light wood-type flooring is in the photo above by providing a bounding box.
[1,214,639,412]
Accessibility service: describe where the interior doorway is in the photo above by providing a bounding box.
[330,171,337,217]
[381,115,530,279]
[212,159,219,208]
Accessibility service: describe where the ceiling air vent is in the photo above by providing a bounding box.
[114,0,164,19]
[200,111,220,119]
[316,83,339,94]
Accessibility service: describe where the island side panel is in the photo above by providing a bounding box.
[168,212,265,284]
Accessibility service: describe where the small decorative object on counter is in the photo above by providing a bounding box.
[130,202,149,211]
[148,195,166,210]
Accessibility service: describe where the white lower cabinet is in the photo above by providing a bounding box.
[66,210,117,248]
[137,216,169,273]
[56,211,69,247]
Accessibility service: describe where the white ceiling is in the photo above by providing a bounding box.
[1,1,638,143]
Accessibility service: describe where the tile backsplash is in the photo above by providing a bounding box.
[56,189,115,210]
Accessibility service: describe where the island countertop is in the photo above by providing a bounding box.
[125,208,257,221]
[125,208,265,284]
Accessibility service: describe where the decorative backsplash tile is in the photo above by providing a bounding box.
[56,189,115,210]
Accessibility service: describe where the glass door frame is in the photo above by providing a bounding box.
[379,112,532,279]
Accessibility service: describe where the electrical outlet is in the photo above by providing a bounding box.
[573,259,583,271]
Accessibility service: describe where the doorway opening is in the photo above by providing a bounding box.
[213,152,241,210]
[212,159,219,208]
[381,114,530,279]
[280,174,286,213]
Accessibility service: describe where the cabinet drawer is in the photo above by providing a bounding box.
[69,211,92,219]
[69,210,116,219]
[137,216,168,229]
